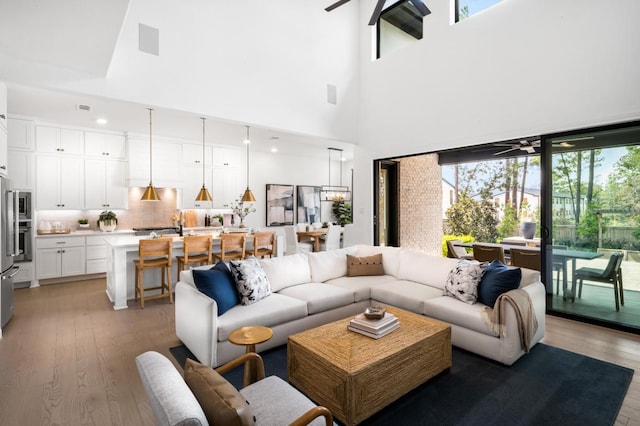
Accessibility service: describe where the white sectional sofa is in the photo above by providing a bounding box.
[175,245,545,368]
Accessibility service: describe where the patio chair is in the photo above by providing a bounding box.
[472,244,506,264]
[552,245,568,295]
[509,248,540,271]
[575,251,624,311]
[446,240,474,260]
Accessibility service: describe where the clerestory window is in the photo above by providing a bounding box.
[377,1,424,59]
[455,0,503,22]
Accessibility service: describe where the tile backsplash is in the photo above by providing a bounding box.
[36,188,232,231]
[37,188,178,231]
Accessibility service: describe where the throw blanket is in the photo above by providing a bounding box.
[481,289,538,353]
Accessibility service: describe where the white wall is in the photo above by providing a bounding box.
[358,0,640,157]
[0,0,361,143]
[346,0,640,246]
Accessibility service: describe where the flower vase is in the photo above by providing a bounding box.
[239,217,246,228]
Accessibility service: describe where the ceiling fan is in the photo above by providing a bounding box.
[325,0,431,25]
[493,139,540,156]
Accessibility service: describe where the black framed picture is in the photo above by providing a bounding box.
[266,184,294,226]
[297,185,321,224]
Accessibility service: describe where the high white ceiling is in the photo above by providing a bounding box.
[0,1,354,160]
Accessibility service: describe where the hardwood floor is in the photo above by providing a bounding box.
[0,278,638,425]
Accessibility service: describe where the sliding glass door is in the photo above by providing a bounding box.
[543,122,640,332]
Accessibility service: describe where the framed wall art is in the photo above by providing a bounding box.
[266,184,294,226]
[297,185,321,224]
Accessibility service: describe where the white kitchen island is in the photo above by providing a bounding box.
[106,232,284,310]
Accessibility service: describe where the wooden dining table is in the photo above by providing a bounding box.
[453,241,603,300]
[296,229,327,252]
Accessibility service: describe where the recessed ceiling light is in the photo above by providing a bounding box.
[271,147,278,153]
[96,118,108,125]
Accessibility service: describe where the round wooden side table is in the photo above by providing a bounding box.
[228,325,273,387]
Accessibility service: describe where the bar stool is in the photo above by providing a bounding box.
[134,237,173,309]
[212,233,246,262]
[251,231,276,258]
[175,234,213,281]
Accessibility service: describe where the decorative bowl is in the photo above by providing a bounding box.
[364,306,386,320]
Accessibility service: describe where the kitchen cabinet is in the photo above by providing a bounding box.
[211,165,241,208]
[212,146,241,167]
[84,159,127,209]
[36,237,85,279]
[127,136,182,188]
[0,81,6,131]
[183,143,212,166]
[85,131,126,159]
[36,125,84,155]
[86,235,118,274]
[36,155,84,209]
[0,82,6,176]
[8,150,35,190]
[0,124,6,177]
[181,165,214,209]
[7,118,35,150]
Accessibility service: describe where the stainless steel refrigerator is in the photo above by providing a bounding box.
[1,176,20,329]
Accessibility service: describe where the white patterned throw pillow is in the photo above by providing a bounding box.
[443,259,487,304]
[230,256,272,305]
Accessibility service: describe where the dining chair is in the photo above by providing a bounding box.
[472,244,506,264]
[134,237,173,309]
[341,223,356,248]
[284,225,312,255]
[509,248,540,271]
[251,231,276,258]
[212,233,246,262]
[575,252,624,311]
[446,240,474,260]
[176,234,213,281]
[319,224,341,251]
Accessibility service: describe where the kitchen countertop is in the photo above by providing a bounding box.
[35,226,225,238]
[35,229,136,238]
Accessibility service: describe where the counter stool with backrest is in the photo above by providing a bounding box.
[472,244,506,264]
[251,231,276,258]
[575,251,624,311]
[212,233,246,262]
[176,234,213,281]
[134,237,173,309]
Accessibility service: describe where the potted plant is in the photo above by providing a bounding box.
[213,214,224,227]
[78,218,90,229]
[97,210,118,232]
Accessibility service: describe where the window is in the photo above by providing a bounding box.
[456,0,503,22]
[377,1,423,59]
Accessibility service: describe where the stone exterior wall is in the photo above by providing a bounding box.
[397,154,442,255]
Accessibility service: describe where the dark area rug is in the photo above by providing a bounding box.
[170,343,633,426]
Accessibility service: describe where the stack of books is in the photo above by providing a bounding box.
[348,312,400,339]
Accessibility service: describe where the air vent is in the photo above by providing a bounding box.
[76,104,92,112]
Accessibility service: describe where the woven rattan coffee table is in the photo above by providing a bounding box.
[288,307,451,425]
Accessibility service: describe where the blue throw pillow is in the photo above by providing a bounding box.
[478,260,522,307]
[192,261,240,315]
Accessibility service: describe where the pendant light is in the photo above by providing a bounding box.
[241,125,256,202]
[320,147,351,201]
[195,117,213,202]
[141,108,160,201]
